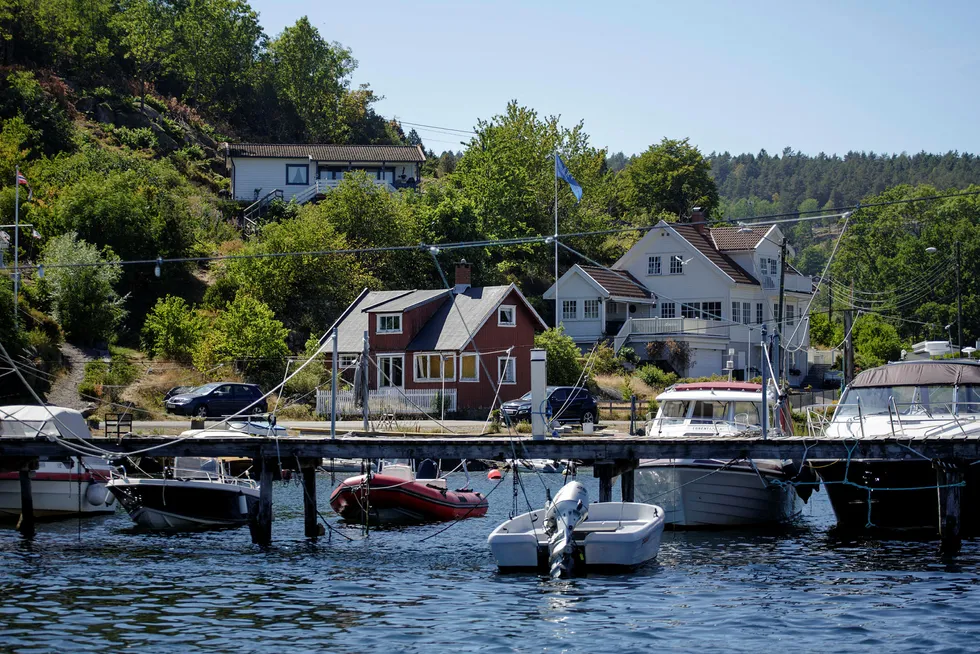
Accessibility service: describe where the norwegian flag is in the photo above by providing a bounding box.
[15,170,32,201]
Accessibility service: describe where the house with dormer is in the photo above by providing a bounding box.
[543,209,812,384]
[321,262,548,415]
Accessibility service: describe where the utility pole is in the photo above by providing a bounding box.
[12,165,20,327]
[956,241,963,356]
[776,237,787,381]
[843,309,855,385]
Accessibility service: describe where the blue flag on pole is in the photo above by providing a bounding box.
[555,154,583,202]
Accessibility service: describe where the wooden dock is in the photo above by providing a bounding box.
[2,432,976,550]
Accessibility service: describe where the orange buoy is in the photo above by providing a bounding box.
[487,469,503,480]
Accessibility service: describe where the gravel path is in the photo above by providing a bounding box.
[44,343,98,410]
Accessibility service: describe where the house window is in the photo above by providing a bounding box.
[583,300,600,320]
[787,305,795,326]
[377,313,402,334]
[770,258,779,275]
[414,353,454,382]
[647,256,661,276]
[562,300,578,321]
[669,255,685,275]
[742,302,751,325]
[681,303,697,319]
[377,354,404,388]
[703,302,722,320]
[498,305,516,327]
[339,354,357,368]
[732,302,741,324]
[460,353,479,382]
[286,164,309,186]
[661,302,676,319]
[756,303,763,325]
[498,356,516,385]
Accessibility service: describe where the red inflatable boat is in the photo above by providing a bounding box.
[329,462,488,525]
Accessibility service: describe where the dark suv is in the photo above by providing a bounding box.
[164,382,266,418]
[501,386,599,425]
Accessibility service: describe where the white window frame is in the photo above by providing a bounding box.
[742,302,751,326]
[669,255,685,275]
[460,353,479,382]
[498,356,516,385]
[414,352,455,382]
[661,302,676,319]
[377,354,404,389]
[787,304,795,326]
[647,255,661,276]
[377,313,402,334]
[731,302,741,324]
[562,299,578,321]
[497,304,516,327]
[583,299,600,320]
[339,354,357,369]
[756,302,764,325]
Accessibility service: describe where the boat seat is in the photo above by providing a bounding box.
[573,522,622,533]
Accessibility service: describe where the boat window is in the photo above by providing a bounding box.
[691,401,730,423]
[733,401,761,426]
[834,385,957,418]
[660,401,690,419]
[959,385,980,414]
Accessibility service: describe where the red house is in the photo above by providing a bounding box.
[327,263,548,413]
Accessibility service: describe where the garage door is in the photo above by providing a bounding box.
[688,348,723,378]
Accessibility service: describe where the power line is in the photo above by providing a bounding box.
[397,120,476,135]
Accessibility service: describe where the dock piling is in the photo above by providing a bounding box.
[620,466,635,503]
[937,460,963,554]
[301,459,319,538]
[16,466,34,538]
[249,457,274,546]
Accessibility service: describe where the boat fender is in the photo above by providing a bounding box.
[238,492,248,516]
[85,482,111,507]
[487,469,502,480]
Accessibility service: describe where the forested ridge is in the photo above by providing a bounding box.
[1,0,978,409]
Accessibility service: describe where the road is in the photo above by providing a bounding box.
[126,418,634,436]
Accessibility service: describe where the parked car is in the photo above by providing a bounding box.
[164,382,266,418]
[164,386,195,401]
[500,386,599,426]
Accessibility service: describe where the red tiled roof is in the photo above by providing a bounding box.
[671,224,759,285]
[579,266,652,299]
[226,143,425,162]
[709,226,769,251]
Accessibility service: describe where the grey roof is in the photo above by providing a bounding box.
[579,266,651,299]
[363,289,449,313]
[850,360,980,388]
[226,143,425,162]
[408,286,513,351]
[334,290,409,352]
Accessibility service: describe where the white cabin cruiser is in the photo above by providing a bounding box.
[813,360,980,533]
[636,382,807,527]
[0,405,115,518]
[488,481,665,576]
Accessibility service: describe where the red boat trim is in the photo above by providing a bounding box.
[331,484,487,510]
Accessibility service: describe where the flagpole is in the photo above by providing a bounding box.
[554,150,559,329]
[13,165,18,328]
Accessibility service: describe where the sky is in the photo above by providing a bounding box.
[248,0,980,157]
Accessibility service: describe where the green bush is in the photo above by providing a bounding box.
[141,295,204,362]
[111,125,157,149]
[592,341,622,375]
[78,355,140,403]
[636,364,678,388]
[534,327,583,386]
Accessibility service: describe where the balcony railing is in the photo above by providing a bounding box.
[613,317,723,351]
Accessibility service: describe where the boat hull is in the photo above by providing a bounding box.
[329,473,488,525]
[0,463,115,519]
[634,460,802,527]
[107,479,259,530]
[488,502,665,571]
[815,459,980,534]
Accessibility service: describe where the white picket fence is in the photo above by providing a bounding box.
[316,388,457,417]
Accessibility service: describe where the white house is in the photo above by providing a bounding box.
[543,210,813,384]
[224,143,426,202]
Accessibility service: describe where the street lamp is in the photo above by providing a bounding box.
[927,243,962,356]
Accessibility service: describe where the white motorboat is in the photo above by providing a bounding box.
[0,405,116,519]
[488,481,665,575]
[507,458,567,474]
[636,382,806,527]
[107,456,259,530]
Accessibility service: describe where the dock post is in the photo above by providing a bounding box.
[620,463,635,503]
[17,465,34,538]
[250,457,274,546]
[937,460,963,554]
[302,459,318,538]
[596,461,614,503]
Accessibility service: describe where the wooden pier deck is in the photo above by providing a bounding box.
[1,432,976,550]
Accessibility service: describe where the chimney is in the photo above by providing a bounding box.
[454,260,472,293]
[689,207,707,236]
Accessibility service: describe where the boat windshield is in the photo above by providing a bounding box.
[690,401,730,424]
[833,384,978,418]
[659,400,691,423]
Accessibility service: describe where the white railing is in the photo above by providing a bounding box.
[808,348,838,365]
[613,317,723,351]
[316,387,457,417]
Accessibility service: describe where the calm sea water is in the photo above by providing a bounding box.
[0,471,978,653]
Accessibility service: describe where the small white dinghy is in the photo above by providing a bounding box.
[488,481,665,576]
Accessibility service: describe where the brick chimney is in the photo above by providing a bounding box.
[689,207,707,236]
[454,260,472,292]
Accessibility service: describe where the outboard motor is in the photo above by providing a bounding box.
[544,481,589,578]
